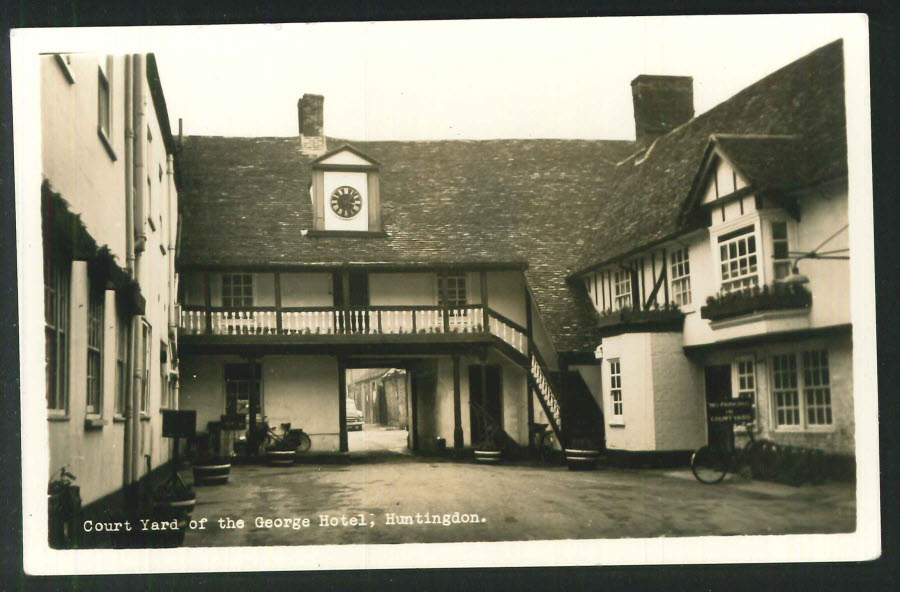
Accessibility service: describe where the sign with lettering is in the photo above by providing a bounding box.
[706,400,754,424]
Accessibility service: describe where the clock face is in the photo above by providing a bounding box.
[329,186,363,219]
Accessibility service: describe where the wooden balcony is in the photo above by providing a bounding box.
[179,304,528,358]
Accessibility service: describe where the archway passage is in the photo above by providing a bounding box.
[345,367,410,455]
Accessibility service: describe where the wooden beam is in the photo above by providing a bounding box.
[480,270,489,330]
[453,353,463,449]
[203,271,212,334]
[338,356,348,452]
[662,248,669,305]
[341,268,350,334]
[274,272,283,333]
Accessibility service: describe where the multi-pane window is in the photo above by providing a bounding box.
[86,287,105,415]
[140,321,151,414]
[718,226,758,293]
[670,247,692,306]
[735,359,756,402]
[613,270,632,309]
[771,350,833,429]
[44,256,70,412]
[772,221,791,280]
[438,275,467,308]
[115,314,128,417]
[609,359,623,422]
[803,350,832,426]
[772,353,800,426]
[98,65,110,138]
[225,364,260,417]
[222,274,253,308]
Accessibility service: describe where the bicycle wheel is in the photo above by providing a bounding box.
[295,431,311,453]
[691,445,729,484]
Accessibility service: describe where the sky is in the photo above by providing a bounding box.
[146,15,852,141]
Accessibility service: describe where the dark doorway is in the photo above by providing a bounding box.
[468,365,502,445]
[704,364,734,451]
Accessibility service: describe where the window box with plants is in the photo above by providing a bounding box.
[595,303,685,332]
[700,283,812,322]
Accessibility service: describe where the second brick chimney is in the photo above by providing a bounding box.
[631,75,694,144]
[298,93,326,155]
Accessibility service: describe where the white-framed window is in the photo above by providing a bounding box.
[670,247,691,306]
[734,358,756,402]
[771,221,791,280]
[718,225,759,293]
[771,350,833,429]
[140,320,151,415]
[438,274,467,308]
[115,313,128,417]
[222,273,253,308]
[609,359,623,423]
[86,286,104,416]
[802,350,833,426]
[45,255,70,413]
[613,270,631,309]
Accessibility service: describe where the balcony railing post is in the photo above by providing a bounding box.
[480,270,489,332]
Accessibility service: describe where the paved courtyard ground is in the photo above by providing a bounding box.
[180,450,855,547]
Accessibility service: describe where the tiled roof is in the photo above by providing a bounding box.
[571,39,847,274]
[177,136,635,351]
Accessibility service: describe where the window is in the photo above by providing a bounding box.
[222,274,253,308]
[718,225,758,293]
[115,314,128,417]
[86,287,104,415]
[771,350,833,429]
[140,321,151,415]
[45,256,70,412]
[670,247,692,306]
[613,270,632,309]
[803,350,833,426]
[735,359,756,401]
[160,344,170,409]
[609,359,623,423]
[98,65,110,138]
[224,364,260,417]
[438,275,467,309]
[772,221,791,280]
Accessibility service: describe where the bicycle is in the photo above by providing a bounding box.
[264,422,312,454]
[529,422,556,464]
[690,422,772,484]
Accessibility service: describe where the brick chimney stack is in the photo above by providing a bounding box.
[298,93,326,155]
[630,75,694,144]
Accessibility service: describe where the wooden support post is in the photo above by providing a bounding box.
[662,248,669,305]
[453,353,463,449]
[525,287,535,451]
[441,276,451,333]
[341,268,350,334]
[203,272,212,334]
[480,270,489,331]
[274,272,283,333]
[338,356,348,452]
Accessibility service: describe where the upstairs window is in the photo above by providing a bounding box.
[140,321,151,415]
[438,275,467,309]
[771,221,791,280]
[718,225,758,293]
[45,256,70,413]
[222,274,253,308]
[613,270,632,309]
[670,247,692,306]
[86,286,105,416]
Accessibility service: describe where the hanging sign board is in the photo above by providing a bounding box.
[707,400,754,424]
[162,409,196,438]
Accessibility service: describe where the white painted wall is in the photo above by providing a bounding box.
[650,332,706,451]
[369,273,436,306]
[599,333,655,451]
[280,273,332,307]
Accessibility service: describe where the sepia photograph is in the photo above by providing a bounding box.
[10,14,879,574]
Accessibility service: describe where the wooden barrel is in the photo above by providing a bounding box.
[474,450,503,464]
[565,449,600,470]
[192,461,231,485]
[267,449,296,466]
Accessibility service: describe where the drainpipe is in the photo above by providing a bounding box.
[167,154,176,337]
[131,53,147,487]
[123,54,134,488]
